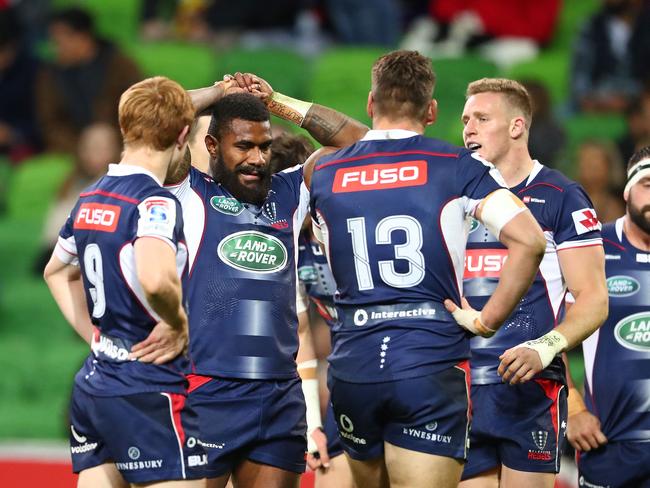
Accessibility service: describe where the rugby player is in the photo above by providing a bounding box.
[308,50,547,488]
[158,79,368,488]
[459,78,608,488]
[44,76,206,487]
[566,146,650,488]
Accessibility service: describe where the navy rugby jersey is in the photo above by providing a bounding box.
[582,219,650,442]
[464,161,602,385]
[309,129,506,383]
[297,231,337,325]
[55,164,189,396]
[169,165,309,379]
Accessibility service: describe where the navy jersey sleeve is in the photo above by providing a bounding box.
[455,151,507,214]
[554,183,602,250]
[135,193,184,251]
[53,208,79,266]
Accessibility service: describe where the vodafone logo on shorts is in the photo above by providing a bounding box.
[74,203,121,232]
[332,161,427,193]
[463,249,508,278]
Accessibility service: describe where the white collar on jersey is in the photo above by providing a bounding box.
[615,216,625,242]
[524,160,544,186]
[361,129,419,141]
[107,163,163,187]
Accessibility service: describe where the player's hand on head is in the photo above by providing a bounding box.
[219,76,247,96]
[567,410,608,452]
[129,320,189,365]
[306,427,330,471]
[232,72,273,99]
[497,346,543,384]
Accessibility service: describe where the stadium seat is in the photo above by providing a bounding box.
[217,49,312,101]
[7,154,72,221]
[310,47,387,127]
[428,57,498,144]
[127,41,219,89]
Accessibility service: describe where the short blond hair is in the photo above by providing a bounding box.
[466,78,532,127]
[119,76,194,151]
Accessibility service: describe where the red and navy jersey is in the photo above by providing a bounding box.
[582,219,650,442]
[168,165,309,380]
[55,164,189,397]
[297,231,337,325]
[464,161,602,385]
[309,130,505,383]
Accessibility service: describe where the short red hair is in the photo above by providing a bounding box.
[119,76,194,151]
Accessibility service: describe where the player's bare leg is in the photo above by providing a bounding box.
[384,442,463,488]
[345,453,389,488]
[77,463,128,488]
[134,479,207,487]
[500,465,555,488]
[205,474,230,488]
[315,453,355,488]
[231,460,299,488]
[458,467,499,488]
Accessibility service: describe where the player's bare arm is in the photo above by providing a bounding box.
[445,190,546,338]
[498,245,608,384]
[44,255,94,344]
[129,237,189,364]
[231,71,369,148]
[562,352,608,452]
[296,290,330,471]
[187,78,246,114]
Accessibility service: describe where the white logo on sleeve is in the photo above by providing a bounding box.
[571,208,601,235]
[137,196,177,240]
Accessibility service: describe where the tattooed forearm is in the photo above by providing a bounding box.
[302,105,368,148]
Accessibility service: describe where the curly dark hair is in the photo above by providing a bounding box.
[208,93,270,140]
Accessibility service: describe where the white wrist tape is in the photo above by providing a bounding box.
[298,360,322,453]
[450,308,496,338]
[512,329,568,369]
[477,189,527,239]
[268,92,313,127]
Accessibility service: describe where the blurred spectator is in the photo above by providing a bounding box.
[570,0,650,113]
[617,94,650,163]
[576,140,625,223]
[34,123,120,273]
[324,0,401,46]
[522,79,566,169]
[403,0,560,62]
[139,0,179,41]
[0,7,41,164]
[36,7,142,154]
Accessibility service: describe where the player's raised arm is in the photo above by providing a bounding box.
[230,72,369,148]
[44,254,94,344]
[187,78,247,115]
[445,189,546,337]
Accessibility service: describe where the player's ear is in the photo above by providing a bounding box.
[205,134,219,158]
[425,99,437,126]
[177,125,190,149]
[510,116,526,139]
[366,91,374,119]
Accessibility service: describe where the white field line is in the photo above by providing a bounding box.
[0,440,70,462]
